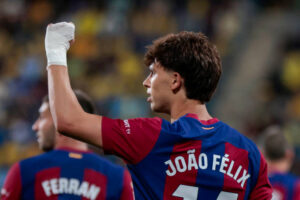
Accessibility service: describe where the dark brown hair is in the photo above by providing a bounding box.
[263,126,291,161]
[43,90,96,114]
[144,31,222,103]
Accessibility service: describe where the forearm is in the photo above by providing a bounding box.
[47,66,82,133]
[47,65,103,147]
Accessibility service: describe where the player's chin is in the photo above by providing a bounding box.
[151,103,164,113]
[150,103,155,111]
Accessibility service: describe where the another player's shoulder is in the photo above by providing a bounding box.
[19,151,53,166]
[4,152,53,183]
[5,161,21,175]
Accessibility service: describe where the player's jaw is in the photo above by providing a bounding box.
[33,103,56,152]
[146,84,171,114]
[38,129,55,152]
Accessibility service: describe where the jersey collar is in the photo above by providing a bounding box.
[185,113,219,125]
[56,146,92,154]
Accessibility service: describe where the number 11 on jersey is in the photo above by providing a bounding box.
[172,184,238,200]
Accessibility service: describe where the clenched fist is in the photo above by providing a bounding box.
[45,22,75,67]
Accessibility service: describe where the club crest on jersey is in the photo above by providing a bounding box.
[164,149,251,188]
[42,178,100,200]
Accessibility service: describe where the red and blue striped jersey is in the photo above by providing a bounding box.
[102,113,272,200]
[1,148,134,200]
[269,172,300,200]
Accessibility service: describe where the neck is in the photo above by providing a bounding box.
[267,159,290,174]
[55,134,88,151]
[170,98,212,123]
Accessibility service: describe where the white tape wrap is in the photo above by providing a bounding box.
[45,22,75,67]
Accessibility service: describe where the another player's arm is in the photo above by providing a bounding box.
[47,66,102,147]
[45,22,103,147]
[1,163,22,200]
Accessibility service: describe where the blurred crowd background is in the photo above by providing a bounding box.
[0,0,299,187]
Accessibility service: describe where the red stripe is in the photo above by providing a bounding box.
[1,163,22,200]
[120,170,134,200]
[293,181,300,200]
[163,140,202,199]
[223,143,249,200]
[272,184,286,200]
[35,167,60,200]
[82,169,107,200]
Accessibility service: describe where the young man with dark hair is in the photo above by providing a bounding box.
[262,126,300,200]
[1,90,134,200]
[44,22,272,199]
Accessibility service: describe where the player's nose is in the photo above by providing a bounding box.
[143,76,151,88]
[32,120,38,131]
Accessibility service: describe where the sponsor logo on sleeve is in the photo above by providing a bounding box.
[123,120,131,134]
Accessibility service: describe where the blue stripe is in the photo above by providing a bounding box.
[58,152,84,200]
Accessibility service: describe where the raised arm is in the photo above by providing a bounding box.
[45,22,102,147]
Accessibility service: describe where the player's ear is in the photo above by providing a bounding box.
[170,72,183,93]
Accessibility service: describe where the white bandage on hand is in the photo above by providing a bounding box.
[45,22,75,67]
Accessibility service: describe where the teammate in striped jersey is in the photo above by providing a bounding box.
[262,126,300,200]
[1,90,134,200]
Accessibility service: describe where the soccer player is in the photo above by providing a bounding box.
[44,22,272,199]
[262,126,300,200]
[1,90,134,200]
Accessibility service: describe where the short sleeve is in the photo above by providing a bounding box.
[101,116,162,164]
[1,162,22,200]
[120,169,134,200]
[249,152,273,199]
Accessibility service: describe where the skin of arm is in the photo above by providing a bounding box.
[47,66,103,147]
